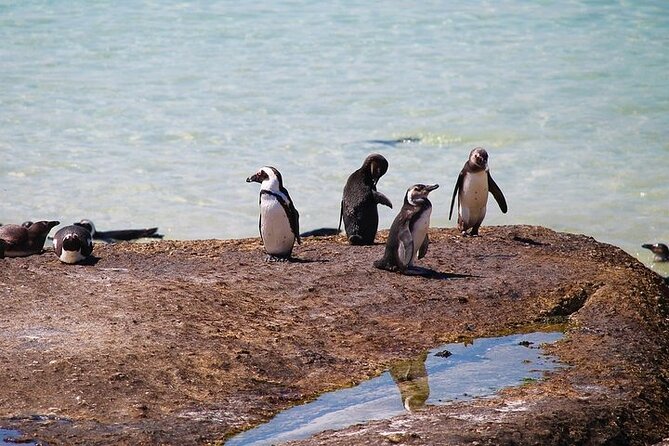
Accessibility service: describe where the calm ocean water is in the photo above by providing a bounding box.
[1,1,667,272]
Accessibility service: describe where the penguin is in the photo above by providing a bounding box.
[0,220,60,258]
[449,147,507,236]
[374,183,439,274]
[73,219,163,243]
[246,166,301,262]
[53,225,94,264]
[339,153,393,245]
[642,243,669,262]
[300,227,341,237]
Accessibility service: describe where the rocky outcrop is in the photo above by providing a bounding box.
[0,226,667,445]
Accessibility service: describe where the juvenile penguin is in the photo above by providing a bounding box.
[339,153,393,245]
[642,243,669,262]
[74,219,163,243]
[0,220,60,258]
[449,147,507,236]
[246,166,301,261]
[53,225,94,264]
[374,184,439,274]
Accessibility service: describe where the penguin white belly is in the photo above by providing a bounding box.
[460,171,489,225]
[410,208,432,265]
[59,250,86,264]
[260,195,295,256]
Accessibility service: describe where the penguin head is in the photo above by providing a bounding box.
[362,153,389,185]
[246,166,283,192]
[28,220,60,237]
[62,233,84,252]
[469,147,489,170]
[642,243,669,260]
[406,184,439,206]
[74,219,96,236]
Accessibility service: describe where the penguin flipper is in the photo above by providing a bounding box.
[487,172,508,213]
[338,199,344,233]
[418,233,429,260]
[449,171,464,220]
[373,191,393,208]
[396,225,414,271]
[285,201,300,245]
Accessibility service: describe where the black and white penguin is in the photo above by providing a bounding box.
[0,220,60,258]
[246,166,301,262]
[73,219,163,243]
[53,225,94,264]
[642,243,669,262]
[374,184,439,274]
[339,153,393,245]
[449,147,507,236]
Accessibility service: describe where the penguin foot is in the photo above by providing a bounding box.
[348,235,366,245]
[265,255,289,263]
[373,259,396,271]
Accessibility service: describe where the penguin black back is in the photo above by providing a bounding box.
[339,153,393,245]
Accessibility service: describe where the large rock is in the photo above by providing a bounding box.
[0,226,667,445]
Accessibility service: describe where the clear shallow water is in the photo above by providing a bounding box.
[226,332,564,446]
[1,1,667,268]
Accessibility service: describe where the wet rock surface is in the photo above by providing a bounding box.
[0,225,667,445]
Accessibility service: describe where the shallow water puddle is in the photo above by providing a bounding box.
[226,332,563,446]
[0,428,39,446]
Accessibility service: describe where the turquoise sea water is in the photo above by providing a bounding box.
[1,1,667,271]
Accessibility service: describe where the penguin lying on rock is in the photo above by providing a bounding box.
[54,225,94,264]
[247,166,301,262]
[0,220,60,258]
[374,183,438,275]
[74,219,163,243]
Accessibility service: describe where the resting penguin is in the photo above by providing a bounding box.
[246,166,301,262]
[0,220,60,258]
[339,153,393,245]
[374,184,439,274]
[74,219,163,243]
[642,243,669,262]
[449,147,507,236]
[53,225,94,264]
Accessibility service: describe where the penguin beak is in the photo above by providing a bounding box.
[426,184,439,192]
[246,173,260,183]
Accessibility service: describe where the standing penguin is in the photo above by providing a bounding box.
[0,220,60,258]
[53,225,94,264]
[374,184,439,274]
[339,153,393,245]
[246,166,301,262]
[449,147,507,236]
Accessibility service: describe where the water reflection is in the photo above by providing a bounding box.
[389,352,429,412]
[225,332,564,446]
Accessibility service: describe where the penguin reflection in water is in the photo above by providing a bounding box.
[246,166,301,262]
[374,184,439,275]
[450,147,507,236]
[339,153,393,245]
